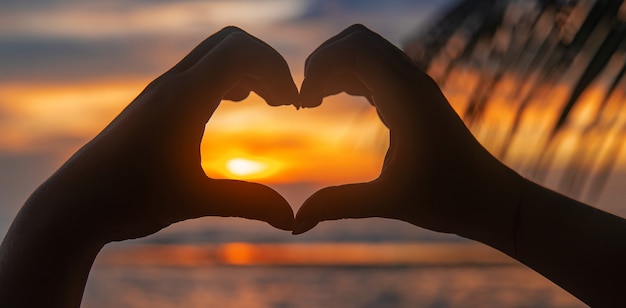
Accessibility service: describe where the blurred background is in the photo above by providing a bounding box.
[2,0,624,306]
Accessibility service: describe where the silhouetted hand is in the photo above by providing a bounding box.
[294,24,524,252]
[38,27,298,243]
[294,25,626,307]
[0,26,299,307]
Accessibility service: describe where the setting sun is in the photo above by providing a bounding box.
[216,156,283,180]
[226,158,267,176]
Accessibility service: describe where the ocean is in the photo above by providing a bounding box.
[83,264,585,307]
[78,211,591,308]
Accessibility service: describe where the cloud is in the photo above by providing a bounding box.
[0,104,6,123]
[0,81,141,152]
[0,0,311,39]
[0,0,452,84]
[297,0,453,43]
[0,36,200,83]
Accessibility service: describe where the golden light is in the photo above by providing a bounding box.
[214,155,283,181]
[99,242,515,267]
[0,81,145,152]
[199,93,389,184]
[226,158,267,176]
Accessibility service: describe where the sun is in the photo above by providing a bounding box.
[226,158,267,176]
[223,157,279,180]
[202,154,284,181]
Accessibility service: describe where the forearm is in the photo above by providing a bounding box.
[448,157,626,306]
[448,157,525,257]
[0,185,104,308]
[515,179,626,306]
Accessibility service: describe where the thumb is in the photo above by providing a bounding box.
[293,182,386,235]
[185,179,294,231]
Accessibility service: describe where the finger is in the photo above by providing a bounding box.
[189,31,299,108]
[300,28,434,130]
[297,74,372,108]
[223,85,252,102]
[300,25,377,108]
[185,179,294,231]
[302,24,410,77]
[223,76,278,106]
[317,72,374,103]
[300,35,360,107]
[147,26,244,89]
[301,30,401,101]
[222,77,263,102]
[292,182,388,234]
[169,26,244,74]
[304,24,372,77]
[303,24,408,84]
[301,26,456,160]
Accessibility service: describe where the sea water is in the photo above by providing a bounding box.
[83,264,585,307]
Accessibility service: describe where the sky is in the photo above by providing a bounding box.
[0,0,456,234]
[2,0,626,242]
[0,7,620,303]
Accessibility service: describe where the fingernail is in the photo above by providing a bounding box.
[292,219,317,235]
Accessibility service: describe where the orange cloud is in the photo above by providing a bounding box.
[201,93,389,184]
[0,80,144,152]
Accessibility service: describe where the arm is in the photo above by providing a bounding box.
[0,26,298,308]
[515,180,626,307]
[293,24,626,306]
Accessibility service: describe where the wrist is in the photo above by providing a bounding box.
[452,161,526,257]
[15,175,110,248]
[0,192,104,308]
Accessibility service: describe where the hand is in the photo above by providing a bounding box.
[293,25,524,253]
[22,26,298,245]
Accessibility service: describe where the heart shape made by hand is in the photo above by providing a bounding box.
[170,24,521,251]
[26,24,522,253]
[190,24,522,249]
